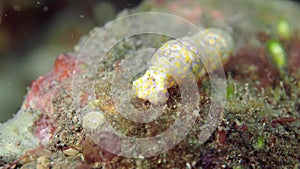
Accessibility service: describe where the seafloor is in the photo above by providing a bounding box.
[0,0,299,168]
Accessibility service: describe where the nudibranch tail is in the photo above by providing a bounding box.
[132,28,234,105]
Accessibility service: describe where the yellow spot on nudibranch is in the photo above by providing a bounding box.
[175,62,181,68]
[209,38,215,45]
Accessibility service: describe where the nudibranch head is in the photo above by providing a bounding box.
[132,68,170,105]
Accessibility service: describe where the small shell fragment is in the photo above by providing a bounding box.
[83,111,106,131]
[63,148,80,156]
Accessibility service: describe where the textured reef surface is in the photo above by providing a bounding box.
[0,0,299,168]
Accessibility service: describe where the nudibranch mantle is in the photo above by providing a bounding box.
[132,28,234,105]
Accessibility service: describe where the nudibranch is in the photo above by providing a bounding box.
[132,28,234,105]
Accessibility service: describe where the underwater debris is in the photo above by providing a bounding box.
[132,28,234,105]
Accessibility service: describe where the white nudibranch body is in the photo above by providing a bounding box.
[132,28,234,105]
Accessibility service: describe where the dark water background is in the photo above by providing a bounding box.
[0,0,142,122]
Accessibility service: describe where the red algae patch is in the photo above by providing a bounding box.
[288,36,300,74]
[25,54,86,145]
[225,47,280,87]
[33,115,57,146]
[24,54,78,113]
